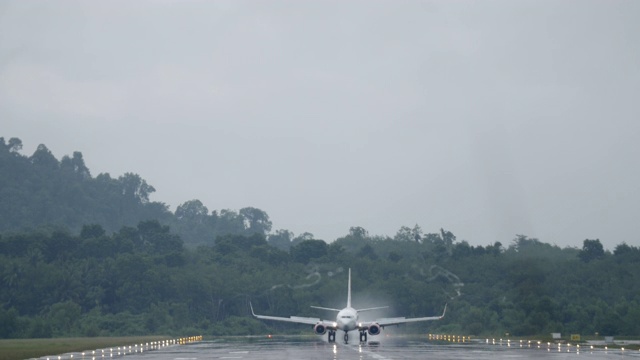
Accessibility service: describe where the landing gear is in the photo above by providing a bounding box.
[328,330,336,343]
[359,331,367,343]
[344,332,349,343]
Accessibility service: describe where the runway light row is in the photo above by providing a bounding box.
[428,334,471,342]
[485,338,639,354]
[43,336,203,360]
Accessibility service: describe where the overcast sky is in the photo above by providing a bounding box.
[1,1,639,250]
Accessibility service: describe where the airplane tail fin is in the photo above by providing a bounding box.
[347,268,352,308]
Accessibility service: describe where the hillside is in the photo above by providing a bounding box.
[0,137,271,247]
[2,136,640,339]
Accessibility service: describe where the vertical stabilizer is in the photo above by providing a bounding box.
[347,268,352,308]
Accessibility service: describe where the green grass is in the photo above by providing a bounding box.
[0,336,169,360]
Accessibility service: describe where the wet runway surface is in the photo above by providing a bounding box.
[47,335,640,360]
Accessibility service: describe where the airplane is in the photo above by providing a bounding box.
[250,268,447,344]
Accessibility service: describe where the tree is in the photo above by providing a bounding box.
[488,241,503,255]
[412,225,423,243]
[349,226,369,240]
[80,224,106,239]
[48,301,82,336]
[175,199,209,222]
[579,239,605,262]
[357,244,378,260]
[268,229,294,251]
[387,251,402,262]
[30,144,59,169]
[118,173,155,204]
[136,220,183,254]
[60,152,91,179]
[394,225,423,242]
[291,232,315,246]
[239,207,272,235]
[43,230,79,262]
[215,209,246,235]
[0,307,18,338]
[327,242,345,258]
[452,240,472,258]
[214,233,267,255]
[290,239,328,263]
[7,138,21,151]
[394,226,413,242]
[613,242,640,262]
[440,228,456,246]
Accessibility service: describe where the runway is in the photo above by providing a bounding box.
[46,335,639,360]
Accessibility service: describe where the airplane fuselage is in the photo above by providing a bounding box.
[336,307,358,332]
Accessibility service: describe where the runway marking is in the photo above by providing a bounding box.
[229,351,249,354]
[340,343,392,360]
[369,354,390,360]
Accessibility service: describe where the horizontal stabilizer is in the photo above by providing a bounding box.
[357,306,389,312]
[311,306,342,312]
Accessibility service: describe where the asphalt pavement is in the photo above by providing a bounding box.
[34,335,640,360]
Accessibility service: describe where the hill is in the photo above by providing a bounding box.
[2,136,640,339]
[0,137,271,247]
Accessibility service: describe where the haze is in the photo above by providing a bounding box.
[1,1,639,250]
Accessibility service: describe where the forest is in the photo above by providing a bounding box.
[1,137,640,339]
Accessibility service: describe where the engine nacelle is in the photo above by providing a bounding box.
[368,323,381,336]
[314,323,327,335]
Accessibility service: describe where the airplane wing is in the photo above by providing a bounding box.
[250,302,336,328]
[359,304,447,329]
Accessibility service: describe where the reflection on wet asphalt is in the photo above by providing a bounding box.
[93,336,639,360]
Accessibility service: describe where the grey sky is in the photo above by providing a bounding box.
[1,1,639,250]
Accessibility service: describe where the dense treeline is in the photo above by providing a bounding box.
[2,137,640,339]
[2,224,640,339]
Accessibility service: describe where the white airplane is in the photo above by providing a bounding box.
[250,268,447,343]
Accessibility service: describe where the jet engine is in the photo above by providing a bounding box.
[314,323,327,335]
[367,323,381,336]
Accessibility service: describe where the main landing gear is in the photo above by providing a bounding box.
[328,331,368,344]
[359,330,367,343]
[328,330,336,343]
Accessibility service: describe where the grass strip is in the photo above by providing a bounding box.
[0,336,168,360]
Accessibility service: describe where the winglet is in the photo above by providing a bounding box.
[249,301,257,317]
[440,303,447,319]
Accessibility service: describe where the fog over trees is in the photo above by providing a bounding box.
[1,138,639,338]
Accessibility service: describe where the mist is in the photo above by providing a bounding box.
[2,1,639,249]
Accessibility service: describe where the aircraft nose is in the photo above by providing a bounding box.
[338,318,355,331]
